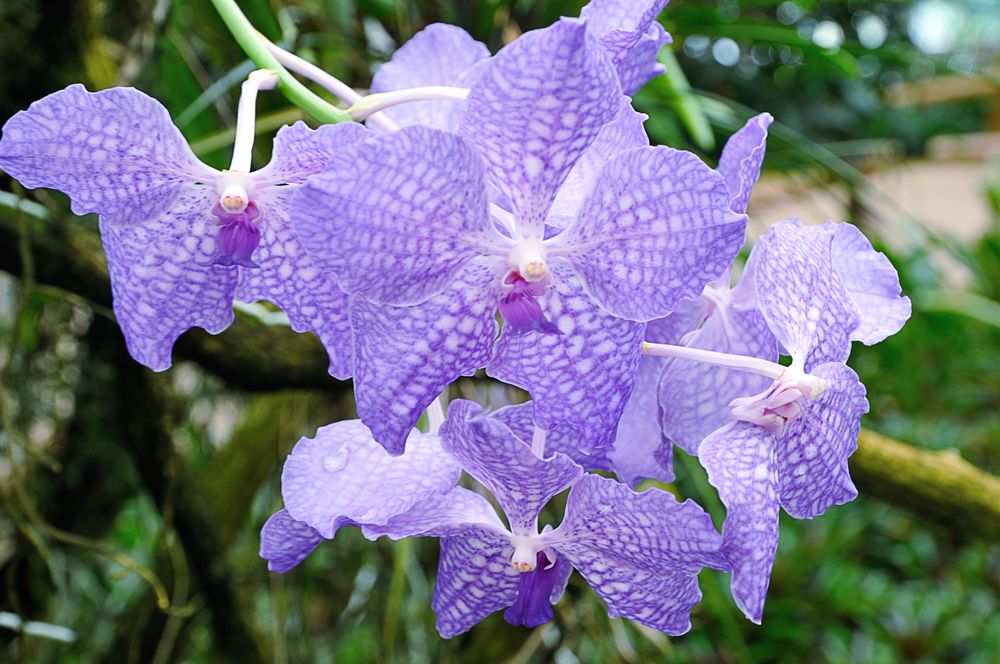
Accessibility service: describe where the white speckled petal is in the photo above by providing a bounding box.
[830,222,911,345]
[614,22,672,94]
[487,263,645,455]
[433,528,521,638]
[658,307,778,455]
[700,421,780,624]
[550,474,724,634]
[0,84,217,221]
[100,184,237,371]
[610,355,675,486]
[717,113,772,214]
[778,362,868,519]
[556,146,747,321]
[441,400,584,534]
[236,188,353,378]
[252,121,368,186]
[491,401,615,473]
[753,219,859,368]
[293,126,497,305]
[259,509,323,573]
[458,19,621,239]
[362,487,507,540]
[281,420,461,538]
[371,23,490,130]
[548,98,649,226]
[350,261,500,455]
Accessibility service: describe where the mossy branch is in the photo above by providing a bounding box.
[1,205,999,540]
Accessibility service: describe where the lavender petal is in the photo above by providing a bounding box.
[487,264,645,455]
[0,84,216,221]
[433,529,521,638]
[700,421,780,624]
[259,509,323,573]
[611,354,676,485]
[440,400,583,534]
[458,19,621,239]
[717,113,773,214]
[778,362,869,519]
[556,146,747,321]
[492,402,615,472]
[281,420,461,538]
[350,262,500,454]
[362,487,507,540]
[371,24,490,130]
[293,126,498,305]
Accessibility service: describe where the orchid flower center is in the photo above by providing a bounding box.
[509,534,548,573]
[507,239,548,283]
[210,171,262,268]
[729,365,827,436]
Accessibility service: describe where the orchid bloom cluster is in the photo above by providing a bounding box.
[0,0,910,638]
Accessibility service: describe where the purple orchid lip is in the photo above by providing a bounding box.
[504,551,565,628]
[211,201,263,268]
[498,271,562,335]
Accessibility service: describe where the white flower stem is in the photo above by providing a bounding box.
[426,396,446,434]
[641,341,786,380]
[257,35,400,132]
[531,425,547,457]
[346,87,471,121]
[230,69,278,172]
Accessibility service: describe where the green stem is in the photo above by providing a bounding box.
[208,0,351,125]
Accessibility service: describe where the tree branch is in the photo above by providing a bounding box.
[2,203,1000,540]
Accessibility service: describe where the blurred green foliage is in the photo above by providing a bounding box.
[1,0,998,662]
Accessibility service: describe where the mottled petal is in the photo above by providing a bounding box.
[611,355,675,486]
[100,185,237,371]
[492,402,614,472]
[441,400,583,534]
[556,146,747,321]
[371,24,490,130]
[281,420,461,538]
[252,121,368,186]
[658,307,778,455]
[548,98,649,226]
[293,126,498,305]
[717,113,772,214]
[433,529,521,638]
[830,222,911,345]
[580,1,672,94]
[362,487,507,540]
[236,188,353,378]
[551,474,722,634]
[259,509,323,573]
[551,474,724,573]
[487,264,645,454]
[458,19,621,238]
[351,262,500,454]
[504,553,573,628]
[0,84,216,220]
[645,297,710,345]
[753,219,860,368]
[700,421,780,624]
[778,362,869,518]
[615,22,672,95]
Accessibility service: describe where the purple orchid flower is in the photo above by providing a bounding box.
[260,419,462,572]
[293,20,746,455]
[360,400,726,637]
[691,218,909,623]
[0,83,361,377]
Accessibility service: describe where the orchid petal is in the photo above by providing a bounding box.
[259,509,323,573]
[556,146,746,321]
[717,113,772,214]
[611,355,676,486]
[350,261,500,454]
[778,362,869,518]
[293,126,498,305]
[492,402,615,472]
[362,487,507,540]
[700,421,780,624]
[580,0,672,94]
[371,24,489,130]
[487,264,645,454]
[281,420,461,538]
[251,121,367,187]
[458,19,621,239]
[441,400,583,534]
[0,84,216,221]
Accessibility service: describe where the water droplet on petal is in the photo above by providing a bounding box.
[323,447,349,473]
